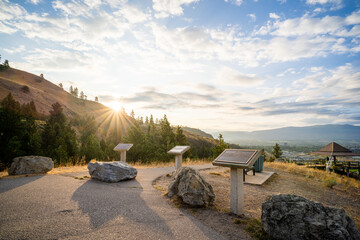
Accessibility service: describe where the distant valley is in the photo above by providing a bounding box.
[212,124,360,146]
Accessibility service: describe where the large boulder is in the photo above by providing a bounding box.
[262,194,360,240]
[88,161,137,183]
[168,167,215,207]
[8,156,54,175]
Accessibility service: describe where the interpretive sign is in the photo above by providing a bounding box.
[167,146,190,170]
[212,149,262,215]
[113,143,133,163]
[168,146,190,155]
[213,149,261,169]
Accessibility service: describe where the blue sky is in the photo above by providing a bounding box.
[1,0,360,132]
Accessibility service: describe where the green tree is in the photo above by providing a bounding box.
[20,100,38,118]
[0,96,41,170]
[74,87,79,98]
[80,91,85,100]
[175,126,188,145]
[272,143,282,158]
[211,134,229,159]
[59,83,63,89]
[159,115,175,155]
[81,134,103,162]
[95,96,99,102]
[123,122,147,163]
[41,102,78,165]
[1,93,21,113]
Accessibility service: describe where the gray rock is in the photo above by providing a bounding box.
[168,167,215,207]
[88,161,137,183]
[8,156,54,175]
[261,194,360,240]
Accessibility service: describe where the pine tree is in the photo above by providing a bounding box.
[95,96,99,102]
[159,115,175,155]
[59,83,63,89]
[74,87,79,98]
[41,102,78,165]
[80,91,84,100]
[211,134,229,159]
[1,93,21,113]
[130,109,135,118]
[175,126,187,145]
[272,143,282,159]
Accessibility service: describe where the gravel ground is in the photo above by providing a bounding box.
[154,166,360,239]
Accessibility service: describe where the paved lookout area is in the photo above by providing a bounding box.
[0,165,229,240]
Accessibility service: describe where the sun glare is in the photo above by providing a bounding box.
[107,101,122,112]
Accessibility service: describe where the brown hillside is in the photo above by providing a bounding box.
[0,68,217,147]
[0,68,109,117]
[0,68,136,141]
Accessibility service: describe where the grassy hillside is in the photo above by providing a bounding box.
[0,68,110,117]
[182,127,214,139]
[0,68,217,150]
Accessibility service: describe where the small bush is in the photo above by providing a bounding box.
[21,85,30,93]
[245,218,270,240]
[323,177,337,188]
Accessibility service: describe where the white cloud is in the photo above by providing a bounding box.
[152,0,198,18]
[216,67,265,86]
[225,0,243,6]
[27,0,42,4]
[269,13,280,19]
[346,10,360,25]
[115,5,149,23]
[248,13,256,22]
[4,45,26,54]
[0,21,17,34]
[306,0,341,5]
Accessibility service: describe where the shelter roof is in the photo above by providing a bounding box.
[311,142,359,156]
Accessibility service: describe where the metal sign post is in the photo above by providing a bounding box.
[113,143,133,163]
[168,146,191,170]
[213,149,261,215]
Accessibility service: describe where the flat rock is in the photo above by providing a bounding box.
[8,156,54,175]
[88,161,137,183]
[262,194,360,240]
[168,166,215,207]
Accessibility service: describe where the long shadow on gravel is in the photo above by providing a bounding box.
[0,175,43,194]
[72,178,174,238]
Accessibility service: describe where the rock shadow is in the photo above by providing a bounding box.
[0,175,44,194]
[71,178,174,238]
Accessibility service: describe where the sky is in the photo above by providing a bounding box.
[1,0,360,132]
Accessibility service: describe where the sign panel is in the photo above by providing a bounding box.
[113,143,133,152]
[212,149,261,169]
[167,146,190,155]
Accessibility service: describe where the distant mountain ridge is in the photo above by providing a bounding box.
[182,127,214,139]
[212,124,360,145]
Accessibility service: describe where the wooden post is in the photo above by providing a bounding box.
[230,167,244,215]
[175,155,182,170]
[120,151,126,163]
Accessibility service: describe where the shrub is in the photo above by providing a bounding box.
[21,85,30,93]
[323,177,337,188]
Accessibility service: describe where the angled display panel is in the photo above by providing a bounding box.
[167,146,190,155]
[113,143,133,152]
[212,149,261,169]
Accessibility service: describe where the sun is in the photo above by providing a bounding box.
[106,101,122,112]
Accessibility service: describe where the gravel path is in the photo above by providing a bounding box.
[0,164,235,240]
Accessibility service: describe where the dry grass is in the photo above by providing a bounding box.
[265,162,360,189]
[0,158,213,178]
[132,158,212,169]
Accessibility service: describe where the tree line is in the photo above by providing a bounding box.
[0,93,230,170]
